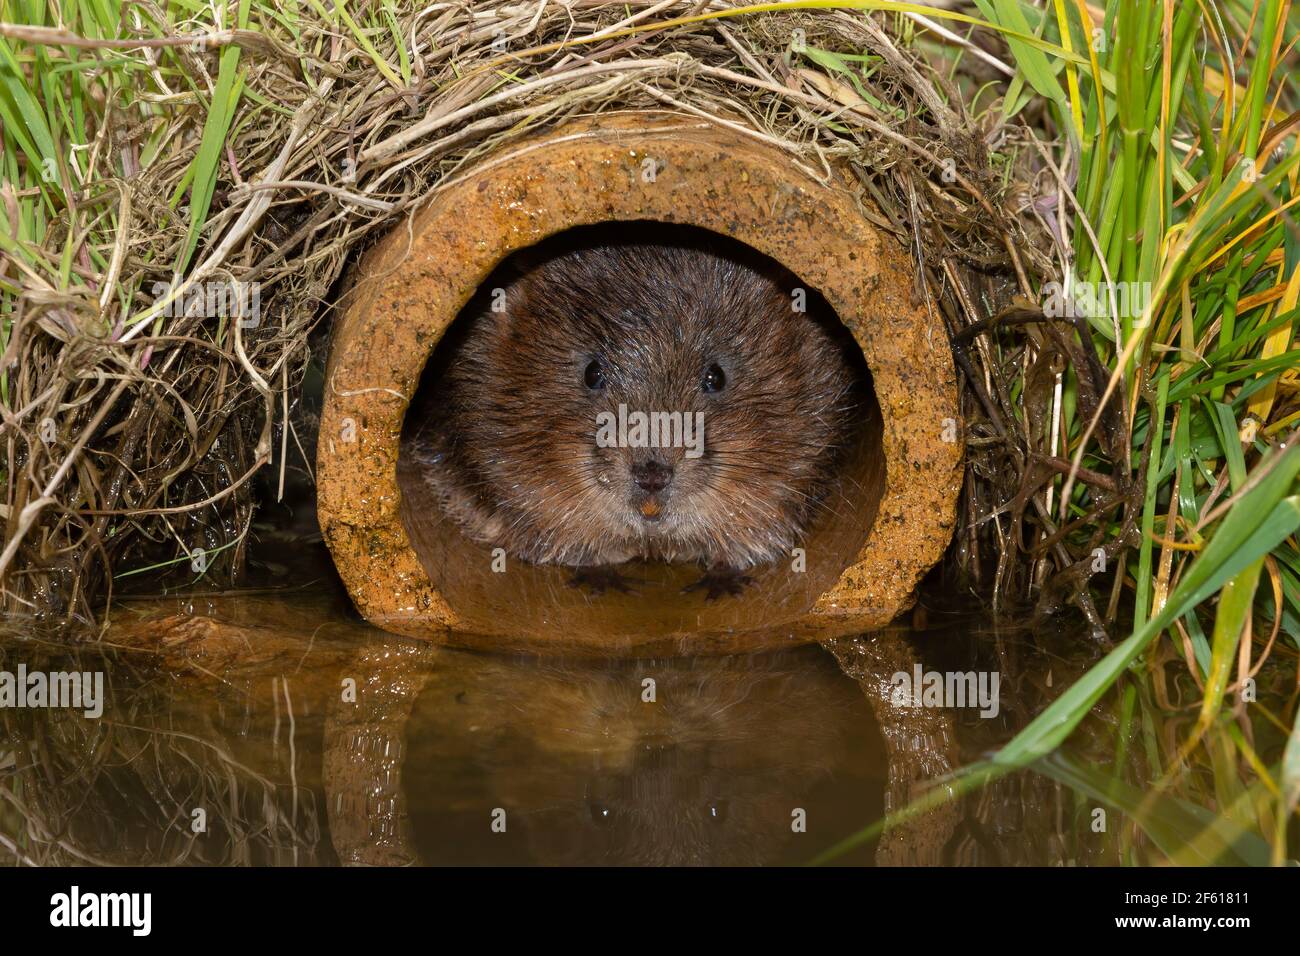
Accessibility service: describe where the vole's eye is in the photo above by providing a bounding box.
[702,363,726,393]
[584,359,606,390]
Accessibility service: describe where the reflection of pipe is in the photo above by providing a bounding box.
[327,642,864,865]
[318,110,962,652]
[823,634,961,867]
[323,639,438,866]
[1,606,962,866]
[324,630,960,866]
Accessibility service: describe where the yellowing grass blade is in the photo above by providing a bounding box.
[1053,0,1084,140]
[1247,263,1300,422]
[1201,66,1285,125]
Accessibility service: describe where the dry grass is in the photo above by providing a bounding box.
[0,2,1053,625]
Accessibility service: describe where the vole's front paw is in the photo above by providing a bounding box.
[683,568,754,601]
[568,566,640,596]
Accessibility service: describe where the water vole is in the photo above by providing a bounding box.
[403,224,866,597]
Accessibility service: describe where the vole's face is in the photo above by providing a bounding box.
[456,238,858,567]
[574,314,774,554]
[577,325,733,545]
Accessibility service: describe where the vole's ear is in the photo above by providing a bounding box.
[503,241,547,277]
[471,255,530,325]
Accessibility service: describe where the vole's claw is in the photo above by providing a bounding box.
[683,570,754,601]
[568,566,640,596]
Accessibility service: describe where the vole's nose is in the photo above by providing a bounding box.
[631,460,673,493]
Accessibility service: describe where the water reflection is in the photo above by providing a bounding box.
[0,590,1091,866]
[391,649,888,865]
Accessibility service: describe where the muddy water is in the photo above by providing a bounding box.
[0,558,1129,867]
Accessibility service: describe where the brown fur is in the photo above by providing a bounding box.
[403,224,864,572]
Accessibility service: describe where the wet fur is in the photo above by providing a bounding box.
[404,225,863,571]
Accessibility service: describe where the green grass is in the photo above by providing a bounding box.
[815,0,1300,865]
[974,0,1300,864]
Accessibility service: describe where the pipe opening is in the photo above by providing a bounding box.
[396,222,884,648]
